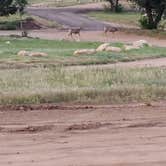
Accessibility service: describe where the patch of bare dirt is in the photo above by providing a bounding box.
[68,57,166,70]
[21,18,42,30]
[1,101,166,166]
[1,29,165,47]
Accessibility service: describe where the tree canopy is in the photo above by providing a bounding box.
[106,0,121,12]
[0,0,27,16]
[129,0,166,29]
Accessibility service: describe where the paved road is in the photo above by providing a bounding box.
[27,4,109,30]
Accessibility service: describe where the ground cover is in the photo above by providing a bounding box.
[0,66,166,104]
[0,37,165,68]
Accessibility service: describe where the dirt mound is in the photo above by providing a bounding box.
[0,124,53,134]
[0,104,94,111]
[127,122,161,128]
[19,18,42,30]
[66,122,112,131]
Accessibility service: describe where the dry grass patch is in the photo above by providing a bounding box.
[0,66,166,104]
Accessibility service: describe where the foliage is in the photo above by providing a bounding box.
[139,14,152,29]
[129,0,166,29]
[105,0,123,13]
[0,0,27,16]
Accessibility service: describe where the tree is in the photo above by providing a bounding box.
[106,0,121,12]
[129,0,166,29]
[14,0,28,13]
[0,0,27,16]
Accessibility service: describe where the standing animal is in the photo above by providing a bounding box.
[104,26,118,35]
[68,27,81,37]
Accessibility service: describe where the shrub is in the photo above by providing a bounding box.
[0,20,19,30]
[139,14,154,29]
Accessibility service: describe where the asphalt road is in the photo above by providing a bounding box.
[27,4,110,30]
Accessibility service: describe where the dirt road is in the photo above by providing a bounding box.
[0,29,165,47]
[68,57,166,70]
[1,102,166,166]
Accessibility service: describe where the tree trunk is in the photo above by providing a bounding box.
[115,0,119,12]
[145,6,156,29]
[154,7,165,28]
[107,0,119,12]
[109,0,115,11]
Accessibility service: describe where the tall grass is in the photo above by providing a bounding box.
[0,66,166,104]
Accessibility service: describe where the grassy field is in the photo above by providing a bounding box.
[89,11,140,26]
[0,14,26,30]
[88,11,166,39]
[0,37,165,105]
[0,66,166,104]
[0,14,59,30]
[0,37,165,68]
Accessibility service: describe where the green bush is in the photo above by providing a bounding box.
[139,15,154,29]
[115,4,124,13]
[103,3,123,13]
[158,20,166,31]
[0,20,19,30]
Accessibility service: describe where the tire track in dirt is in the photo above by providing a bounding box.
[68,57,166,70]
[1,101,166,166]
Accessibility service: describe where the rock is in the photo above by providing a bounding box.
[5,41,11,44]
[18,50,48,57]
[29,52,48,57]
[105,46,122,52]
[133,40,151,48]
[74,49,96,56]
[96,43,110,52]
[124,45,140,51]
[17,50,30,56]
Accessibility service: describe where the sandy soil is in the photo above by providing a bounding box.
[30,29,166,47]
[1,101,166,166]
[0,29,165,47]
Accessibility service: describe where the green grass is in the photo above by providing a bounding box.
[0,14,61,30]
[88,11,166,39]
[0,14,35,30]
[0,37,165,68]
[122,28,166,39]
[0,37,165,105]
[89,11,140,26]
[0,14,23,30]
[0,66,166,104]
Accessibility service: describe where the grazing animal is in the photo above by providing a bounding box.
[68,27,81,37]
[104,26,118,35]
